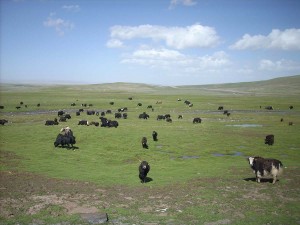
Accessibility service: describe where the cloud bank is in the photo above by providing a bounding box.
[230,28,300,50]
[107,24,220,49]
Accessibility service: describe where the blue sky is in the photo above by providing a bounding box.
[1,0,300,85]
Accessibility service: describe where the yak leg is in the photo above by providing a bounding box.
[272,175,277,184]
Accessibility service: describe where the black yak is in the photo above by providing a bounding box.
[193,118,202,123]
[45,120,59,125]
[78,120,89,125]
[139,112,149,119]
[58,110,64,116]
[0,119,8,125]
[265,134,274,145]
[141,137,148,149]
[248,156,283,184]
[139,161,150,183]
[152,131,158,141]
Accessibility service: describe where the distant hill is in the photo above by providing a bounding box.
[176,75,300,96]
[1,75,299,96]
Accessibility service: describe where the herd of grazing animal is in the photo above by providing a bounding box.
[1,100,296,184]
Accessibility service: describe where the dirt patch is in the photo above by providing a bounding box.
[1,167,300,224]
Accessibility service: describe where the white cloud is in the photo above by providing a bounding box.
[121,48,231,73]
[43,14,74,36]
[62,5,81,12]
[230,28,300,50]
[169,0,197,9]
[106,39,124,48]
[259,59,300,71]
[109,23,220,49]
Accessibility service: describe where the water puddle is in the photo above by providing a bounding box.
[213,151,243,157]
[181,155,200,159]
[226,124,262,127]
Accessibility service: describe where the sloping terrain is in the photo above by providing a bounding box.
[1,75,300,96]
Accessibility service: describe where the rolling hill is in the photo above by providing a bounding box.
[1,75,299,96]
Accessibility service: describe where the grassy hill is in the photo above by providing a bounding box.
[0,75,299,224]
[1,75,300,96]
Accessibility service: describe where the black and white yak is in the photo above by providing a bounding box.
[54,127,76,149]
[248,156,283,184]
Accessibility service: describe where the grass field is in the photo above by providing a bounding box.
[0,76,300,224]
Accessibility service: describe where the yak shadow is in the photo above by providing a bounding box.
[244,177,277,183]
[55,146,79,150]
[141,177,153,184]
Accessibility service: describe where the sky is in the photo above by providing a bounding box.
[1,0,300,86]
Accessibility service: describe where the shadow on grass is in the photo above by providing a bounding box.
[140,177,153,184]
[244,177,278,183]
[55,146,79,150]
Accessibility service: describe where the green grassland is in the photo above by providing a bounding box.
[0,76,300,224]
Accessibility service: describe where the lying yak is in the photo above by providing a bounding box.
[248,156,283,184]
[141,137,148,149]
[54,127,76,149]
[45,119,59,125]
[0,119,8,125]
[139,161,150,183]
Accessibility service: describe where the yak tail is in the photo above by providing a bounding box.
[278,165,284,176]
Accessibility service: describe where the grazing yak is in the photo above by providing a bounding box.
[100,118,118,128]
[0,119,8,125]
[265,134,274,145]
[139,112,149,119]
[248,156,283,184]
[139,161,150,183]
[54,127,76,149]
[86,110,95,115]
[152,131,158,141]
[90,121,100,126]
[157,115,165,120]
[141,137,148,149]
[265,106,273,110]
[166,118,172,123]
[115,112,122,118]
[78,120,89,125]
[58,110,65,116]
[193,117,202,123]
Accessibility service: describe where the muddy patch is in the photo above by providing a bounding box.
[213,152,243,157]
[225,124,262,128]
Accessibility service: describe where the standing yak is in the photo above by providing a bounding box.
[139,161,150,183]
[248,156,283,184]
[141,137,148,149]
[152,131,158,141]
[265,134,274,145]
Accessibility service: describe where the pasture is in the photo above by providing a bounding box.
[0,78,300,224]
